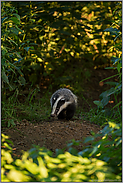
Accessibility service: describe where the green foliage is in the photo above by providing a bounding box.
[1,1,121,95]
[8,1,118,88]
[2,100,17,127]
[1,2,26,93]
[1,130,121,182]
[78,121,122,178]
[93,2,122,118]
[1,90,51,127]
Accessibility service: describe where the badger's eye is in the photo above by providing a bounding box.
[61,98,65,101]
[53,97,56,100]
[60,98,65,103]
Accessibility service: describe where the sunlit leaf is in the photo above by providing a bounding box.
[108,122,120,129]
[3,142,13,150]
[70,52,74,56]
[7,169,29,182]
[1,150,13,163]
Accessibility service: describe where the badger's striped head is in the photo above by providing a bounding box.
[50,95,72,117]
[50,88,77,119]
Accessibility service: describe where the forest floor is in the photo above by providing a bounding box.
[2,68,118,158]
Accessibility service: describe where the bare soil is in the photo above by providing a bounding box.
[2,69,118,158]
[2,119,100,157]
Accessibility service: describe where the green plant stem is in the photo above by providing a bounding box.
[99,74,119,83]
[113,93,121,119]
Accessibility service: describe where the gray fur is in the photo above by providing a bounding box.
[50,88,77,120]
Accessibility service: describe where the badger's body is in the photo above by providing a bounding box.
[50,88,77,120]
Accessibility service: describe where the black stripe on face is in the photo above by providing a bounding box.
[55,98,65,115]
[52,95,59,107]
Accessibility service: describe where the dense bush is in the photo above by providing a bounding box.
[93,2,122,118]
[7,1,118,88]
[1,2,27,127]
[1,1,120,93]
[78,122,122,177]
[1,2,26,94]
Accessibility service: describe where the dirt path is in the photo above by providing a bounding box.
[2,119,100,157]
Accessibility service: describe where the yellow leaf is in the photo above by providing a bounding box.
[96,172,105,182]
[70,52,74,56]
[37,57,43,62]
[7,170,29,182]
[37,156,48,178]
[108,122,120,129]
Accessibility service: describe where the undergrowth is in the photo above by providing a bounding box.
[1,92,51,127]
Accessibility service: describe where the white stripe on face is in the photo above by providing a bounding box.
[57,101,71,116]
[51,96,63,115]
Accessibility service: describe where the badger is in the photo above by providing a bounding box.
[50,88,77,120]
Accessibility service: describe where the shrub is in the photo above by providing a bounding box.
[93,2,122,118]
[1,1,26,95]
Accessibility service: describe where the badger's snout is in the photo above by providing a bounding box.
[50,113,56,117]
